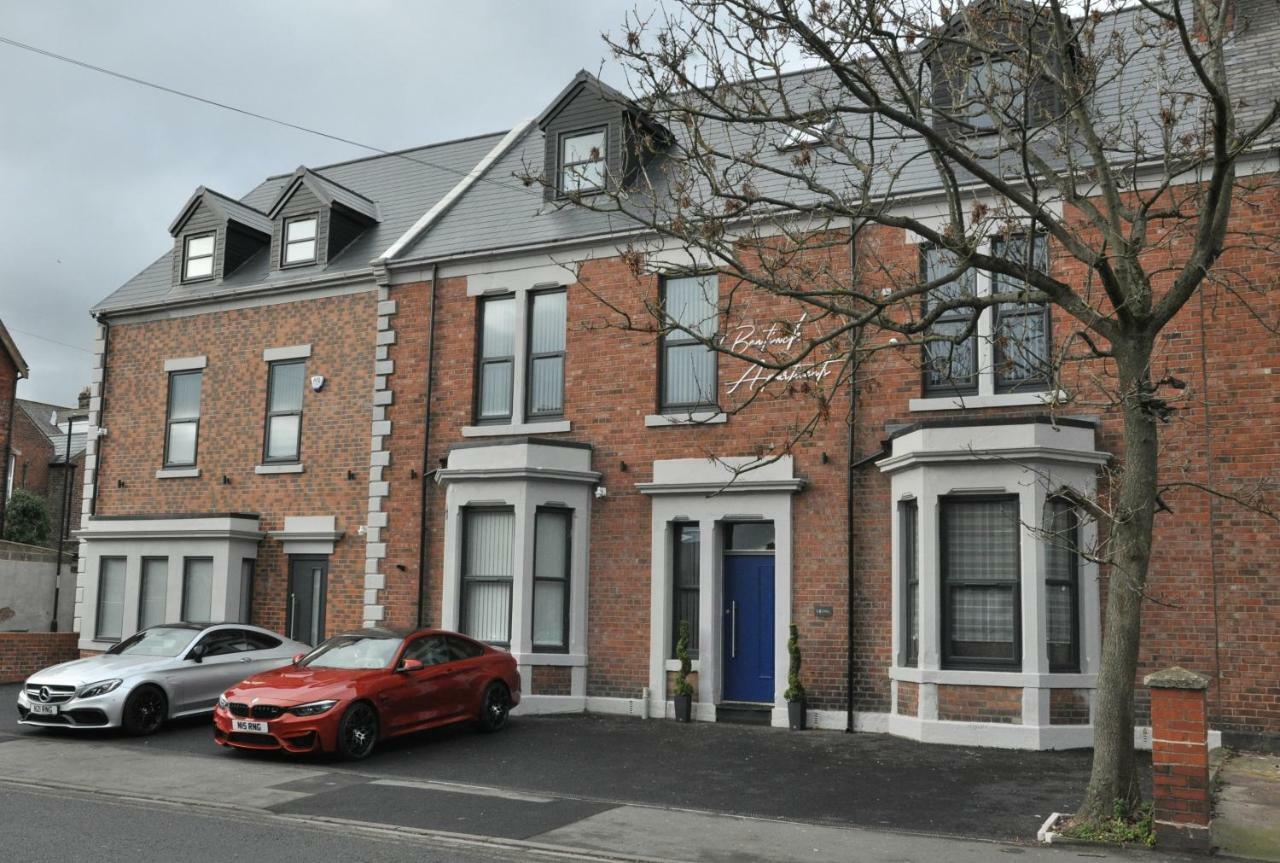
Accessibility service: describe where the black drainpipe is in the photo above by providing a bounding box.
[89,317,109,517]
[415,262,441,627]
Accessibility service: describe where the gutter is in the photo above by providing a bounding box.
[416,262,440,627]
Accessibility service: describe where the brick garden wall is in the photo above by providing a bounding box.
[93,290,378,636]
[0,632,79,683]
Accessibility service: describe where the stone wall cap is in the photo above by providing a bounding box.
[1144,666,1210,690]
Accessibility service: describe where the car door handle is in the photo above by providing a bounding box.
[238,656,252,663]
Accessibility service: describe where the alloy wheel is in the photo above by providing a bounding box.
[340,703,378,759]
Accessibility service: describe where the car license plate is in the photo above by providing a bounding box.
[29,703,58,716]
[232,719,268,734]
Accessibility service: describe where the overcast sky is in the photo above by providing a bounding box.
[0,0,654,405]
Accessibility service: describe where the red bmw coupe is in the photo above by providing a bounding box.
[213,627,520,759]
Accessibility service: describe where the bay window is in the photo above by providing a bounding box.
[138,557,168,630]
[182,557,213,622]
[96,557,126,642]
[460,508,514,646]
[899,501,919,667]
[940,495,1020,668]
[1045,498,1081,672]
[531,508,571,652]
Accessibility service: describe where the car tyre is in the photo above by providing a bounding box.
[477,681,511,733]
[336,702,379,760]
[121,685,167,736]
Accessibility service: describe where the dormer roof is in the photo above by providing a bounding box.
[536,69,637,129]
[168,187,272,238]
[267,166,379,222]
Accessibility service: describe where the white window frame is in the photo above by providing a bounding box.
[558,127,607,195]
[182,232,215,282]
[462,271,570,437]
[906,230,1063,412]
[880,421,1106,746]
[282,214,318,266]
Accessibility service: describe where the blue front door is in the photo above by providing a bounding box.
[722,554,775,702]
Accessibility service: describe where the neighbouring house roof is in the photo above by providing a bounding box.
[0,317,29,378]
[93,130,511,315]
[15,399,88,463]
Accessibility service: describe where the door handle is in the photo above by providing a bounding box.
[730,601,738,659]
[238,656,252,663]
[290,594,298,639]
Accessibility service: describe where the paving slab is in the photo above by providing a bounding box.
[1213,751,1280,862]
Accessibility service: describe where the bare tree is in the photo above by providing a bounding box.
[523,0,1280,825]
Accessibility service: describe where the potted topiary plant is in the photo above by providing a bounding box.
[784,623,806,730]
[673,619,694,722]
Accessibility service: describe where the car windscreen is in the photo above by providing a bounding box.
[106,627,197,657]
[300,635,400,670]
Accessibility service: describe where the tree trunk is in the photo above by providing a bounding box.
[1079,338,1159,822]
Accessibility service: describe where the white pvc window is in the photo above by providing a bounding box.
[531,509,571,652]
[283,215,318,265]
[182,557,213,622]
[183,233,215,281]
[138,557,168,630]
[95,557,126,641]
[460,509,514,646]
[560,129,606,194]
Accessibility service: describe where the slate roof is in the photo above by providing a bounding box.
[266,167,379,221]
[93,131,510,314]
[398,0,1280,263]
[95,1,1278,311]
[14,399,88,463]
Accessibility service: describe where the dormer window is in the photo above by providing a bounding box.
[282,215,318,266]
[559,129,606,194]
[183,233,215,281]
[965,58,1024,131]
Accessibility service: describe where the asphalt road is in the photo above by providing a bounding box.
[0,782,536,863]
[1,683,1131,842]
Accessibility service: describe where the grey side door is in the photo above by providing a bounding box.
[287,557,328,646]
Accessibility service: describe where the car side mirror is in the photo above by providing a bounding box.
[292,653,305,665]
[398,658,424,673]
[188,645,205,663]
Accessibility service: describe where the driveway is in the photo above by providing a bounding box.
[1,683,1142,843]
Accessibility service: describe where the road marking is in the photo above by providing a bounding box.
[369,777,554,803]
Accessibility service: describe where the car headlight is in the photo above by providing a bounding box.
[217,694,230,710]
[287,699,338,717]
[78,679,123,699]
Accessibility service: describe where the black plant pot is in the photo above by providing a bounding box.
[787,698,807,730]
[674,693,693,722]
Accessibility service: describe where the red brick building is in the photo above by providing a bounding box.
[0,317,31,533]
[10,397,88,545]
[78,7,1278,750]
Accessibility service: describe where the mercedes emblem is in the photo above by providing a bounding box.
[38,686,51,703]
